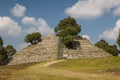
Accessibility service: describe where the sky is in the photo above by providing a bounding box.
[0,0,120,52]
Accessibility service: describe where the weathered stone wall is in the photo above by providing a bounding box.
[8,35,111,65]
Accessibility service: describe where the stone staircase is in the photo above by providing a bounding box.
[8,35,111,65]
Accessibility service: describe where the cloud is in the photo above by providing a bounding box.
[82,35,90,40]
[113,7,120,16]
[17,17,54,51]
[65,0,120,19]
[0,16,22,37]
[21,16,54,36]
[99,20,120,40]
[11,3,26,17]
[21,16,37,25]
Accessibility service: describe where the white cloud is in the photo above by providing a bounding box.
[22,16,54,35]
[11,3,26,17]
[99,20,120,40]
[21,16,37,26]
[113,7,120,16]
[0,16,22,37]
[26,27,37,33]
[65,0,120,19]
[82,35,90,40]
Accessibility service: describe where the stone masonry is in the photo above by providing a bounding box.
[8,35,58,65]
[63,39,111,58]
[8,35,111,65]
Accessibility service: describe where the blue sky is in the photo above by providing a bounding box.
[0,0,120,51]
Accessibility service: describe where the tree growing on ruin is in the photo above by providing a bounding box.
[54,16,81,49]
[24,32,42,45]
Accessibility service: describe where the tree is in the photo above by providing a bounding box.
[108,45,119,56]
[5,45,16,56]
[0,37,5,64]
[0,47,6,63]
[24,32,42,45]
[117,29,120,47]
[95,39,119,56]
[5,45,16,62]
[95,39,109,51]
[54,16,81,49]
[0,37,16,64]
[0,37,3,48]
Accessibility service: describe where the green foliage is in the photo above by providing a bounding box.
[95,39,108,51]
[24,32,41,45]
[0,37,6,64]
[95,39,119,56]
[0,37,16,64]
[117,29,120,47]
[5,45,16,62]
[5,45,16,56]
[108,45,119,56]
[54,16,81,49]
[63,35,77,49]
[0,47,6,63]
[0,37,3,47]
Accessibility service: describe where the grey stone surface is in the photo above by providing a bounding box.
[63,39,111,58]
[8,35,111,65]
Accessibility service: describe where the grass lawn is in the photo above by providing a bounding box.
[0,56,120,80]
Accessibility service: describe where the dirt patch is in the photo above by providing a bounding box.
[105,68,120,76]
[42,60,65,67]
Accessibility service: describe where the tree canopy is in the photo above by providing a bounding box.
[0,37,5,64]
[117,29,120,47]
[0,37,16,65]
[95,39,119,56]
[6,45,16,57]
[0,37,3,47]
[54,16,81,49]
[24,32,42,45]
[0,47,6,63]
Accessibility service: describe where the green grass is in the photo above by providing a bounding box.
[0,56,120,80]
[50,56,120,71]
[11,72,81,80]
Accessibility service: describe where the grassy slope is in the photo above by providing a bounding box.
[0,56,120,80]
[50,56,120,71]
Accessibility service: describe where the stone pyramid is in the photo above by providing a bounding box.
[8,35,111,65]
[63,39,111,58]
[8,35,58,65]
